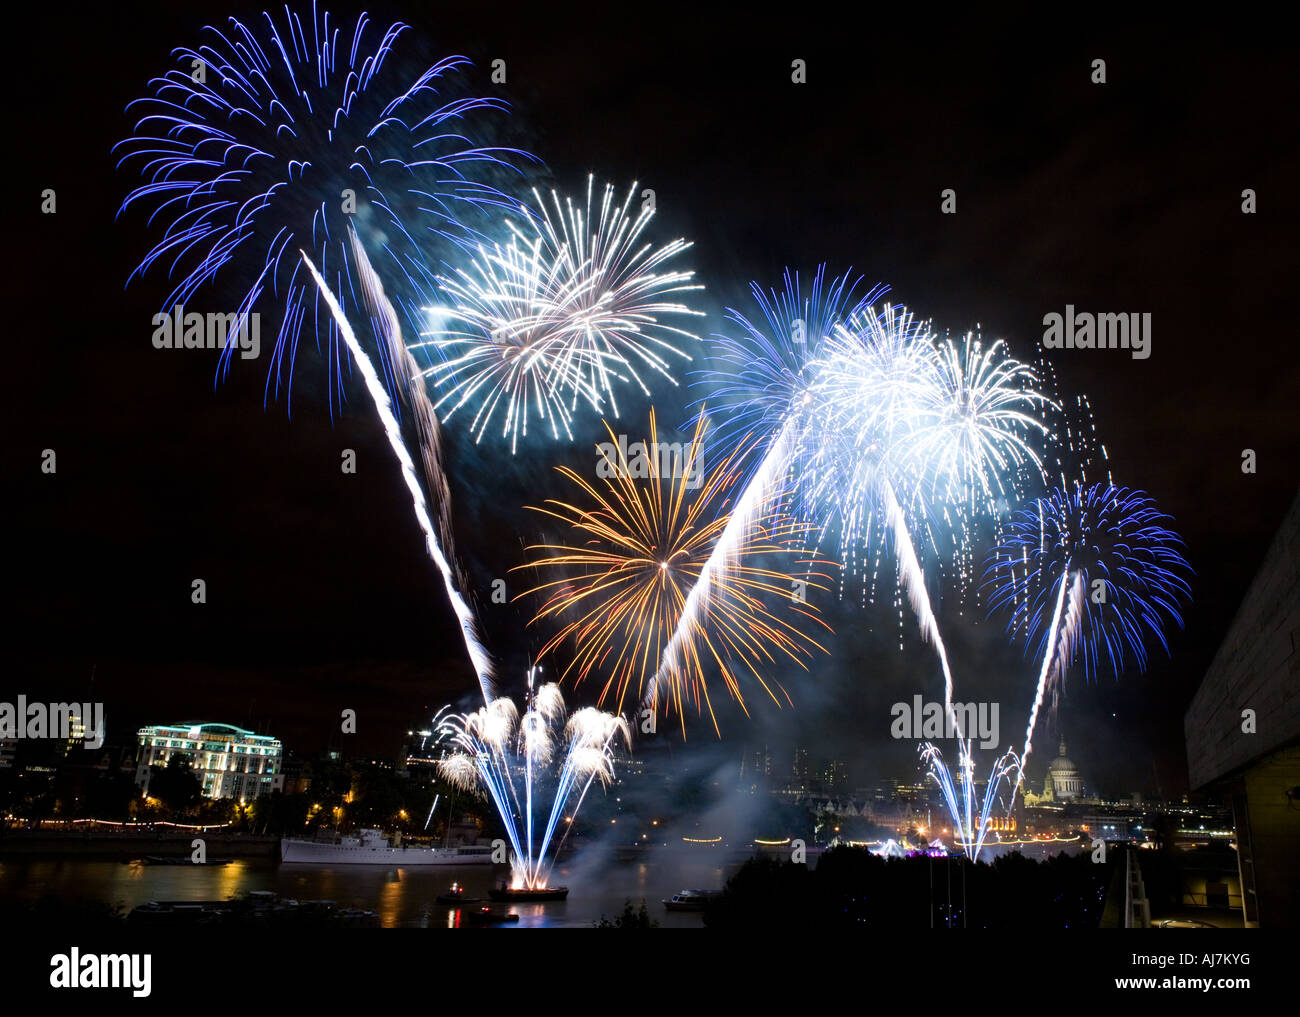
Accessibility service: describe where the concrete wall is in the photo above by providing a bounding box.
[1184,487,1300,927]
[1238,746,1300,926]
[1185,489,1300,789]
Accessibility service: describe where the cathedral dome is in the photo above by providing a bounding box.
[1044,738,1082,801]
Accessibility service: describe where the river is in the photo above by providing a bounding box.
[0,852,737,928]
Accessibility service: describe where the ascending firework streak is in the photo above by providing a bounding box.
[1009,571,1080,797]
[644,269,880,719]
[438,679,629,889]
[641,415,800,716]
[420,176,704,451]
[299,248,495,700]
[419,706,453,830]
[881,478,961,731]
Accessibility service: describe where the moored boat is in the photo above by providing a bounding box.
[436,882,482,905]
[662,889,718,911]
[281,828,495,866]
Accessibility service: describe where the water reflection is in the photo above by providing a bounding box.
[0,854,734,928]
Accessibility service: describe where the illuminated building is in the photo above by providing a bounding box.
[820,759,848,794]
[135,722,283,803]
[1023,738,1084,805]
[1045,738,1082,801]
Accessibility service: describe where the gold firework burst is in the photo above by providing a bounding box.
[514,409,833,731]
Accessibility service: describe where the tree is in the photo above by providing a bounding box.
[148,754,202,817]
[595,899,658,928]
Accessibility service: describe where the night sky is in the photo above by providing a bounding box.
[11,7,1298,797]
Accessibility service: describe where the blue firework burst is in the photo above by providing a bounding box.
[116,4,537,415]
[982,482,1193,679]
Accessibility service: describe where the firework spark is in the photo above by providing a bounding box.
[805,306,1049,581]
[419,176,704,451]
[516,410,832,731]
[905,333,1051,532]
[633,270,886,717]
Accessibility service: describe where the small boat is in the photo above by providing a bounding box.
[662,889,718,911]
[436,882,481,905]
[487,884,569,902]
[461,906,519,926]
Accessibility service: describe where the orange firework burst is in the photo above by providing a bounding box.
[514,409,833,731]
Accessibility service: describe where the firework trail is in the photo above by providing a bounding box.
[808,307,1049,588]
[983,482,1193,788]
[438,681,629,889]
[801,304,942,589]
[419,176,704,451]
[637,269,888,720]
[805,307,953,718]
[117,5,533,414]
[418,705,454,830]
[797,304,1049,729]
[299,248,495,699]
[347,226,493,700]
[517,410,832,732]
[641,414,800,718]
[881,477,960,728]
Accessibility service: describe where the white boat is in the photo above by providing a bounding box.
[280,828,495,866]
[662,889,718,911]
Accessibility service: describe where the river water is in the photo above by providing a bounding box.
[0,853,736,928]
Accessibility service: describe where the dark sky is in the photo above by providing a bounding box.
[10,6,1298,797]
